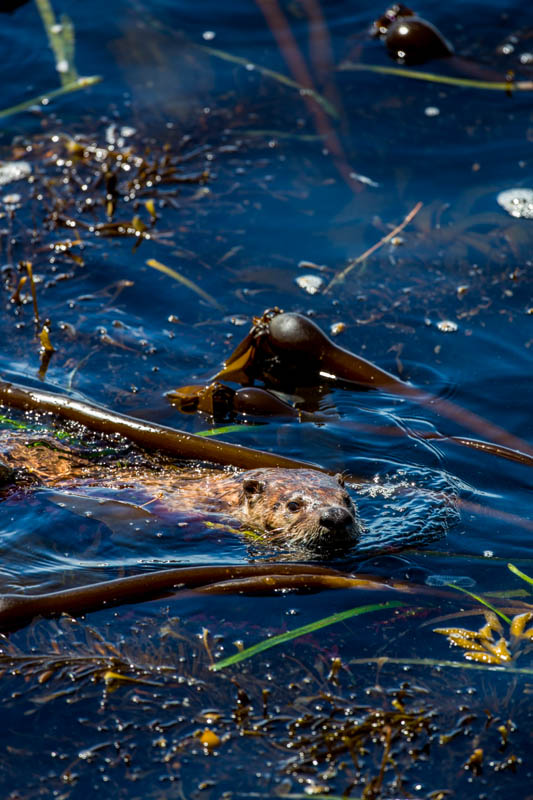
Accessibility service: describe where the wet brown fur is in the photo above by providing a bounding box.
[0,434,362,550]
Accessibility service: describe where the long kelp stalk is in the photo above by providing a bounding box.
[0,378,325,473]
[0,565,402,631]
[258,311,533,462]
[0,563,470,632]
[300,0,343,113]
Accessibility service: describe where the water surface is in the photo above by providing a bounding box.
[0,0,532,796]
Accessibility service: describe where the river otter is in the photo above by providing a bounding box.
[0,434,362,552]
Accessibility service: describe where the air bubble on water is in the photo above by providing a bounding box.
[436,320,458,333]
[497,187,533,219]
[295,274,323,295]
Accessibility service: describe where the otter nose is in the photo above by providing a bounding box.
[319,506,353,533]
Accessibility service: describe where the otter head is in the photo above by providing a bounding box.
[238,468,362,552]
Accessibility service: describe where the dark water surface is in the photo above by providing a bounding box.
[0,0,532,797]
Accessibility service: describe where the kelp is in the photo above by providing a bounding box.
[9,131,212,236]
[170,383,533,474]
[166,381,324,422]
[0,611,527,797]
[0,556,460,632]
[431,565,533,666]
[0,564,366,631]
[245,0,365,194]
[0,545,500,632]
[1,561,531,795]
[0,377,324,473]
[2,545,528,637]
[191,308,533,469]
[434,609,533,666]
[2,130,218,376]
[0,4,530,795]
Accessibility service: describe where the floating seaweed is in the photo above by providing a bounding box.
[1,593,529,797]
[433,565,533,665]
[433,609,533,665]
[0,128,219,381]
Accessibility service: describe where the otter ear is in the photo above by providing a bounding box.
[335,473,345,488]
[243,478,265,496]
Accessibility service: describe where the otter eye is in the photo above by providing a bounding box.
[243,479,264,496]
[342,493,352,508]
[287,500,302,513]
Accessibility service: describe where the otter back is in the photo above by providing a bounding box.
[0,433,362,551]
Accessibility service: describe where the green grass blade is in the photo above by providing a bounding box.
[59,14,77,81]
[447,583,511,624]
[508,562,533,587]
[211,601,404,671]
[196,425,262,437]
[198,45,339,119]
[35,0,78,85]
[0,414,31,430]
[339,61,533,92]
[349,655,533,676]
[0,76,101,120]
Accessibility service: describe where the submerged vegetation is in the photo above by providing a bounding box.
[1,563,532,797]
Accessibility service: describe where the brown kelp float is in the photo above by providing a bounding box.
[214,308,404,389]
[371,4,453,65]
[367,3,519,87]
[176,308,533,467]
[167,382,328,422]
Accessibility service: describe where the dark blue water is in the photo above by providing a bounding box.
[0,0,532,796]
